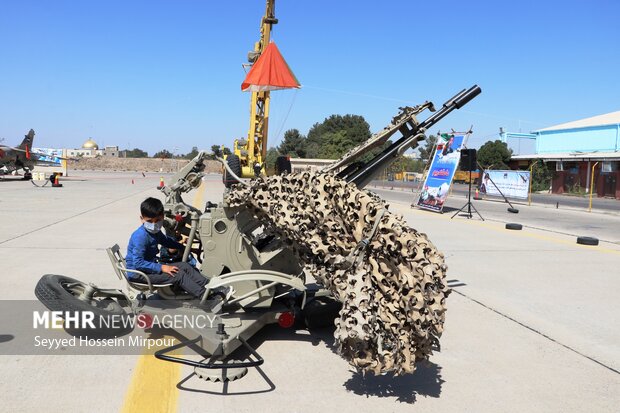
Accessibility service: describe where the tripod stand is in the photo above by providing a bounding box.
[451,170,484,220]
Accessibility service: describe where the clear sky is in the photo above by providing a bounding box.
[1,0,618,155]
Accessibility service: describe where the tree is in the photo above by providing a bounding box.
[183,146,199,160]
[210,145,221,157]
[153,149,173,159]
[317,130,353,159]
[124,148,148,158]
[277,129,306,158]
[531,160,552,192]
[305,114,371,159]
[477,140,512,169]
[265,147,279,173]
[387,156,425,174]
[417,135,438,163]
[222,146,232,156]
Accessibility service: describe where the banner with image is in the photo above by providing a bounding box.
[416,134,465,212]
[33,147,63,165]
[480,170,530,200]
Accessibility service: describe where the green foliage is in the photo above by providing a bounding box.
[477,140,512,169]
[316,130,353,159]
[153,149,173,159]
[265,147,279,173]
[183,146,199,160]
[210,145,221,157]
[124,148,148,158]
[531,160,552,192]
[387,156,424,173]
[208,145,231,157]
[305,114,371,159]
[566,183,587,196]
[417,135,438,163]
[278,129,306,158]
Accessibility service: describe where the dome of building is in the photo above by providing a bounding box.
[82,138,99,150]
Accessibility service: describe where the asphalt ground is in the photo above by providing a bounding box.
[0,171,618,412]
[370,179,620,215]
[370,188,620,245]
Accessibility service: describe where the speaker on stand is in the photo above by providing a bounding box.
[460,148,477,172]
[452,149,484,220]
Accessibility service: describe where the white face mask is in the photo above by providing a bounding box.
[143,220,163,234]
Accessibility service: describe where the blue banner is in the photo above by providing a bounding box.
[417,135,465,212]
[32,147,63,165]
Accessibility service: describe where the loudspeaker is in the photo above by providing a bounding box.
[460,149,477,171]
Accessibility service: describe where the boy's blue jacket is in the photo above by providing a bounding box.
[126,225,183,278]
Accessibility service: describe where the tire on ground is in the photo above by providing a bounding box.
[35,274,133,338]
[576,236,599,246]
[223,154,242,188]
[507,207,519,213]
[505,223,523,230]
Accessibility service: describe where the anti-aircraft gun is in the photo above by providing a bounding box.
[146,85,481,378]
[34,86,480,382]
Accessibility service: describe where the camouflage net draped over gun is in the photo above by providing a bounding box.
[225,172,449,375]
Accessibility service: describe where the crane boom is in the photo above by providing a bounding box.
[233,0,278,178]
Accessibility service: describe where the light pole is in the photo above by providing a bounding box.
[173,146,179,172]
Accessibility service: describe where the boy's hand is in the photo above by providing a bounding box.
[162,265,179,276]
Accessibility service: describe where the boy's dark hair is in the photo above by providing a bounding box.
[140,197,164,218]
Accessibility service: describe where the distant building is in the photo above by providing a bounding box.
[290,158,333,173]
[65,138,119,158]
[506,111,620,199]
[102,146,119,157]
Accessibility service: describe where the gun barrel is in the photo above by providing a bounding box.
[344,85,481,189]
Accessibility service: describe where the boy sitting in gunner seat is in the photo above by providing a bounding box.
[126,197,229,307]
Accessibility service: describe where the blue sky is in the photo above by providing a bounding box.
[1,0,618,155]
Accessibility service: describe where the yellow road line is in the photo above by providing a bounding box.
[389,202,620,256]
[121,343,181,413]
[121,180,207,413]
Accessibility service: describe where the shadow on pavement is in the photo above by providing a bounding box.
[343,361,444,403]
[159,324,443,402]
[0,178,29,183]
[166,325,336,396]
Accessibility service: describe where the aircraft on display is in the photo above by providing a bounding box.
[0,129,69,179]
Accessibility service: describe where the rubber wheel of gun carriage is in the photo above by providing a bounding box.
[35,274,133,338]
[223,154,242,188]
[303,296,342,329]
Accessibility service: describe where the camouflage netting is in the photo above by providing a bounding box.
[225,171,449,375]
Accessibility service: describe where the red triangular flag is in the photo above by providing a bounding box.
[241,42,300,92]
